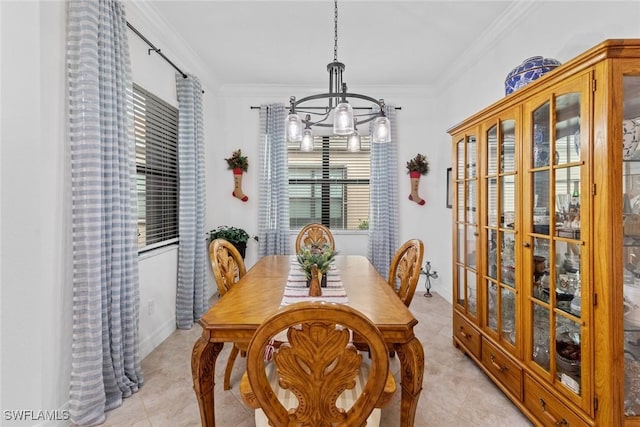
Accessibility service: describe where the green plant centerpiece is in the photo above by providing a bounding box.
[296,244,338,288]
[208,225,258,259]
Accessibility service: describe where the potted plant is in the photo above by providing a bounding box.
[296,244,338,288]
[406,153,430,206]
[208,225,258,259]
[225,149,249,202]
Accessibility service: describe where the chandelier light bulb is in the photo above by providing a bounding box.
[372,116,391,143]
[333,102,354,135]
[300,128,314,151]
[285,113,303,142]
[347,131,361,152]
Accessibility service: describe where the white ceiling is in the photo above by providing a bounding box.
[138,0,528,91]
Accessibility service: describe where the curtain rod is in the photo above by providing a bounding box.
[127,21,188,79]
[250,106,401,110]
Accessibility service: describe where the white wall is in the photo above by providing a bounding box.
[1,1,71,425]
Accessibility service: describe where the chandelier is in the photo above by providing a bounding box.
[284,0,391,152]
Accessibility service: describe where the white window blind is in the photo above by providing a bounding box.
[133,83,179,250]
[288,136,370,230]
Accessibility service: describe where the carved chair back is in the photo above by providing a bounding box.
[295,223,335,253]
[209,238,247,297]
[241,301,390,427]
[388,239,424,308]
[209,238,249,390]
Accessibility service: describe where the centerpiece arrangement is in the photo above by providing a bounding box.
[296,244,338,290]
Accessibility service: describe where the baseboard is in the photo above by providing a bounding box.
[431,281,453,305]
[139,316,176,360]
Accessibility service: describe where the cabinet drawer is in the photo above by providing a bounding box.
[481,338,522,400]
[524,375,588,427]
[453,311,481,358]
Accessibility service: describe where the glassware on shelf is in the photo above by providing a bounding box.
[556,194,570,223]
[533,305,550,370]
[556,317,581,393]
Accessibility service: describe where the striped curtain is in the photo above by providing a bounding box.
[258,104,291,256]
[368,105,399,279]
[175,74,207,329]
[67,1,143,425]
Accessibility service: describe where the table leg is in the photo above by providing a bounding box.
[191,337,224,427]
[396,337,425,427]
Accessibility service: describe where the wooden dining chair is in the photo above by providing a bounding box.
[295,222,335,253]
[239,301,395,427]
[209,238,247,390]
[388,238,425,308]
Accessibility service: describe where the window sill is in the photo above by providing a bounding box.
[138,242,179,260]
[289,229,369,235]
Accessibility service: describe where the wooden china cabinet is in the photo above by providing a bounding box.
[448,39,640,426]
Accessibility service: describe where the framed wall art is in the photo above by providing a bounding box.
[446,167,453,209]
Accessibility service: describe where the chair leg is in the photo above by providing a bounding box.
[224,344,240,391]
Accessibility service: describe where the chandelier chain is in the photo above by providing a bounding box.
[333,0,338,61]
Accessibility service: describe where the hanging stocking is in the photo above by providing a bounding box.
[408,171,425,205]
[232,168,248,202]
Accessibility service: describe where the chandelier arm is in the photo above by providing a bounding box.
[305,114,379,128]
[293,92,384,109]
[300,111,331,126]
[294,106,379,111]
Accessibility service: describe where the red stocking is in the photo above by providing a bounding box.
[232,168,248,202]
[408,171,425,205]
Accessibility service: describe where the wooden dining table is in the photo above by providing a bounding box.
[191,255,425,426]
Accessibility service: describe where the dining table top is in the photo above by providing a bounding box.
[198,254,419,343]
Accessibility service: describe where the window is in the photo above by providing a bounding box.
[133,83,179,250]
[288,136,370,230]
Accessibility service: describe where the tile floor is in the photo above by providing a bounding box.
[101,291,532,426]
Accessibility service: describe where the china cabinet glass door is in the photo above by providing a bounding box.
[524,74,591,409]
[622,72,640,419]
[484,115,519,348]
[455,134,479,319]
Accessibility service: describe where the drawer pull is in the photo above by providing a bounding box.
[539,398,569,426]
[490,354,507,373]
[523,242,531,248]
[458,327,470,339]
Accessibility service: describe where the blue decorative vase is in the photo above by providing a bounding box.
[504,56,561,95]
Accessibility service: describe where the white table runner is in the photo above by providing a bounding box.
[280,256,349,306]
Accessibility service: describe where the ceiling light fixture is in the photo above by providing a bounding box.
[284,0,391,150]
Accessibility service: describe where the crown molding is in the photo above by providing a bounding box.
[124,0,219,91]
[218,84,434,99]
[435,1,542,94]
